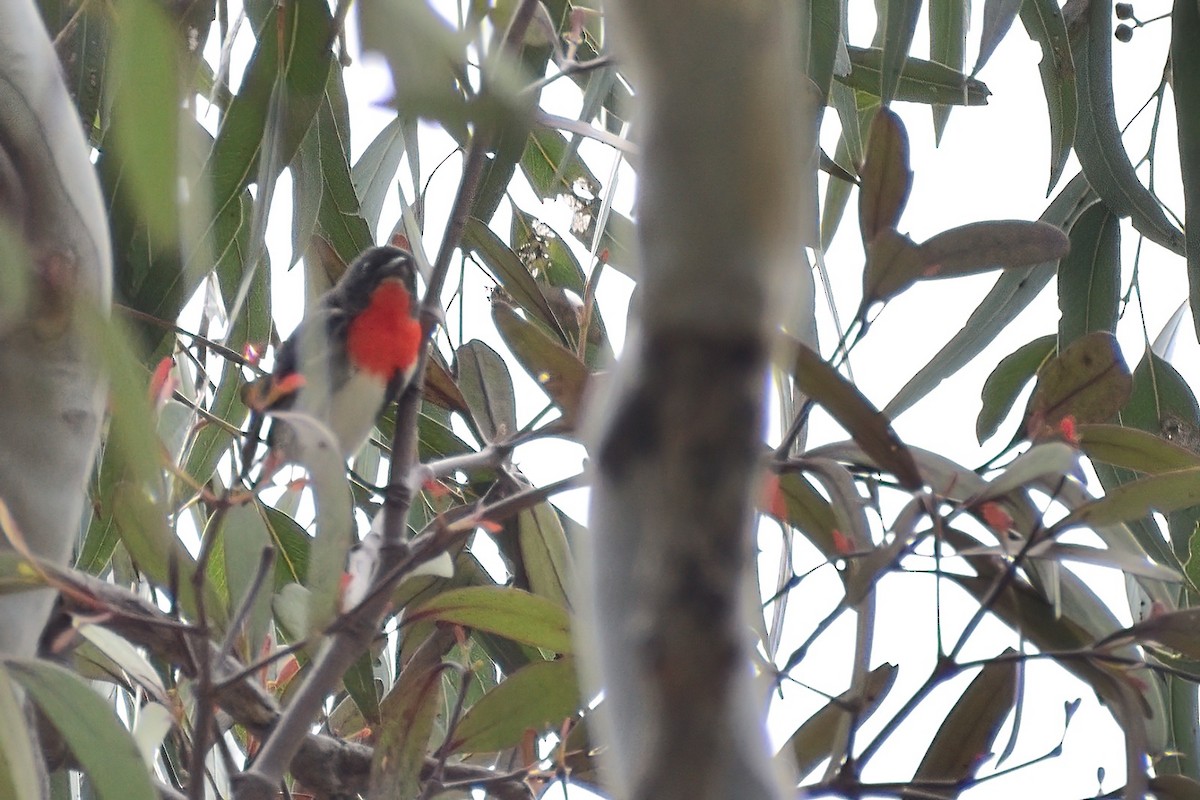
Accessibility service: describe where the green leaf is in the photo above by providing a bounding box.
[884,173,1094,418]
[1070,0,1183,256]
[1109,351,1200,563]
[1123,351,1200,445]
[359,0,472,134]
[0,666,40,800]
[110,0,180,251]
[370,662,445,799]
[919,220,1071,278]
[1172,0,1200,343]
[520,127,601,201]
[974,0,1024,75]
[809,0,845,100]
[1058,201,1119,347]
[7,659,156,800]
[40,0,110,146]
[462,218,562,337]
[879,0,925,103]
[1059,467,1200,529]
[1027,330,1132,434]
[858,107,912,246]
[448,658,580,754]
[793,344,922,490]
[221,503,274,650]
[1079,424,1200,475]
[510,210,587,294]
[292,87,375,267]
[456,340,517,443]
[972,442,1080,503]
[929,0,969,140]
[911,655,1016,790]
[343,651,381,726]
[977,334,1056,444]
[406,586,573,653]
[352,116,408,235]
[1020,0,1078,194]
[207,0,332,199]
[841,47,990,106]
[202,0,333,301]
[517,504,575,608]
[570,208,639,280]
[491,298,590,426]
[264,506,311,588]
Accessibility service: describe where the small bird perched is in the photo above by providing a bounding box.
[242,245,423,482]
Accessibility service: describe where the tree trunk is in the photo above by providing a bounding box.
[0,0,111,658]
[582,2,819,799]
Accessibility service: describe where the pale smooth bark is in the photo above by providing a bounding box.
[0,0,111,657]
[582,2,818,800]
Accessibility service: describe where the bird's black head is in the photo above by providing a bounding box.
[335,246,418,314]
[339,245,416,291]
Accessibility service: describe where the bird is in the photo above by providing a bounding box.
[241,245,423,482]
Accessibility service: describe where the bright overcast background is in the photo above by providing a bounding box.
[194,0,1193,796]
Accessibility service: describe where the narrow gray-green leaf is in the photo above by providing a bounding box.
[977,334,1056,444]
[1027,330,1132,434]
[1058,201,1119,348]
[929,0,969,140]
[831,82,869,168]
[352,116,407,234]
[841,47,990,105]
[517,503,575,608]
[1172,0,1200,343]
[492,296,590,426]
[974,0,1024,75]
[810,0,844,100]
[1071,0,1183,255]
[1020,0,1077,194]
[880,0,925,103]
[866,219,1069,304]
[110,0,180,251]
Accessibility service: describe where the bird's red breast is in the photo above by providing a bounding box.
[346,280,422,379]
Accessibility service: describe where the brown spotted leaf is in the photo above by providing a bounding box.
[865,220,1069,306]
[862,228,924,305]
[858,107,912,246]
[911,653,1016,789]
[1026,331,1131,437]
[793,344,922,490]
